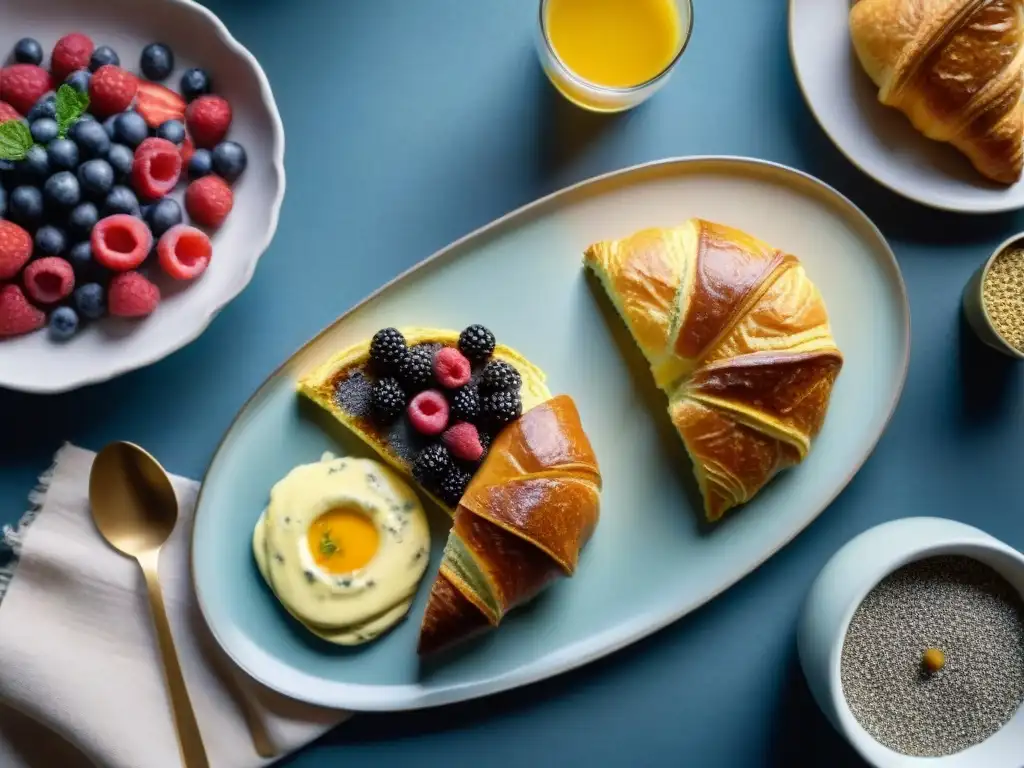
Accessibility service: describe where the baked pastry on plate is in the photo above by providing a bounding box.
[849,0,1024,184]
[299,326,602,653]
[585,218,843,521]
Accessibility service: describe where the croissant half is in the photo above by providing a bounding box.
[849,0,1024,184]
[584,219,842,521]
[418,395,601,655]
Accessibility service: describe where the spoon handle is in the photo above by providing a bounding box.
[139,552,210,768]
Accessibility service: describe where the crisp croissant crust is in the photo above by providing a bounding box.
[418,395,601,655]
[849,0,1024,184]
[584,219,843,522]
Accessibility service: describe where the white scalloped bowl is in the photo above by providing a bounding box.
[0,0,285,393]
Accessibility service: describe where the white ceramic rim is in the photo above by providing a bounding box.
[824,520,1024,766]
[786,0,1024,215]
[191,155,911,711]
[0,0,287,394]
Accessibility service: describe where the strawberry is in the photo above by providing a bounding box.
[88,65,137,117]
[0,101,21,123]
[0,221,33,280]
[157,225,212,280]
[92,215,153,271]
[51,33,94,82]
[0,65,51,115]
[185,176,233,228]
[22,257,75,305]
[0,284,45,337]
[135,82,185,128]
[132,137,181,200]
[185,95,231,148]
[108,271,160,318]
[180,134,195,166]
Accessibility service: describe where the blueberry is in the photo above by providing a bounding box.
[48,307,79,341]
[27,94,57,122]
[89,46,120,71]
[145,198,183,237]
[106,143,133,181]
[64,69,91,94]
[180,68,211,101]
[13,38,43,66]
[74,283,106,320]
[44,171,81,210]
[188,148,213,179]
[103,185,140,217]
[112,111,148,148]
[34,225,66,256]
[8,186,43,227]
[140,43,175,82]
[211,141,247,183]
[155,119,185,144]
[19,145,49,183]
[68,202,99,239]
[30,117,58,145]
[46,139,79,172]
[0,159,20,188]
[70,119,110,159]
[78,159,115,199]
[68,240,99,277]
[0,188,6,218]
[103,115,118,140]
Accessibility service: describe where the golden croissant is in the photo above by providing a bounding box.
[418,395,601,655]
[849,0,1024,184]
[584,219,843,521]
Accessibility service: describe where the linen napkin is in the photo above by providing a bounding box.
[0,444,351,768]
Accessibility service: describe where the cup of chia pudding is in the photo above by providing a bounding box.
[797,518,1024,768]
[963,233,1024,359]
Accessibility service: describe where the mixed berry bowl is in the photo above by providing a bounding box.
[0,0,284,393]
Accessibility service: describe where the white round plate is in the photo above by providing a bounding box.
[789,0,1024,213]
[0,0,285,393]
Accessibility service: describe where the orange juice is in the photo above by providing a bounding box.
[545,0,684,89]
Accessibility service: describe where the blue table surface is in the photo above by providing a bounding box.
[3,1,1023,765]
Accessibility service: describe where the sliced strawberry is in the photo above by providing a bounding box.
[157,225,212,280]
[135,81,185,128]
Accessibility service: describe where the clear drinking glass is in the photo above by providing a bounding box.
[536,0,694,113]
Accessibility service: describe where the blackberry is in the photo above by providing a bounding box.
[482,389,522,426]
[458,324,495,363]
[412,443,452,487]
[438,467,472,507]
[369,327,407,376]
[397,347,432,391]
[371,377,406,422]
[449,384,480,422]
[480,360,522,393]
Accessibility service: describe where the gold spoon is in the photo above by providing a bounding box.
[89,442,210,768]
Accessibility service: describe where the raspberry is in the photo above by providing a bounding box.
[433,347,471,389]
[132,137,182,200]
[458,324,495,363]
[185,95,232,148]
[371,377,406,423]
[88,65,137,117]
[0,284,45,337]
[108,271,160,318]
[51,33,94,82]
[0,101,21,122]
[412,444,453,487]
[22,257,75,304]
[442,422,484,462]
[157,225,212,280]
[135,81,185,128]
[0,65,51,115]
[185,175,233,227]
[480,360,522,393]
[368,327,407,375]
[0,221,33,280]
[407,390,450,436]
[92,215,153,271]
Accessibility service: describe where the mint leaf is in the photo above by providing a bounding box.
[55,84,90,138]
[0,120,33,161]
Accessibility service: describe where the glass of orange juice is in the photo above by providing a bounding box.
[536,0,693,113]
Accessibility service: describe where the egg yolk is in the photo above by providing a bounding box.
[307,507,380,574]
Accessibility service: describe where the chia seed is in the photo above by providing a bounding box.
[840,555,1024,757]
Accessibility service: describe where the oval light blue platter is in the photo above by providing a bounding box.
[192,156,910,711]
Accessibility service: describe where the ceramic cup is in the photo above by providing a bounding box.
[797,517,1024,768]
[962,232,1024,359]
